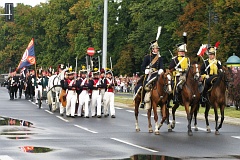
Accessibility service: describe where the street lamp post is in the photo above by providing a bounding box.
[102,0,108,69]
[208,5,218,47]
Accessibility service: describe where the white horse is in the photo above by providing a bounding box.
[47,69,66,112]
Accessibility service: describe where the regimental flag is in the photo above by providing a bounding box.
[197,44,208,57]
[17,38,36,70]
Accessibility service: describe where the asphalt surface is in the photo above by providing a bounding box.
[0,88,240,160]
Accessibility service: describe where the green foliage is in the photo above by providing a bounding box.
[0,0,239,74]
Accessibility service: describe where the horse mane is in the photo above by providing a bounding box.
[213,70,225,88]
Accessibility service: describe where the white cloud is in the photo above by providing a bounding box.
[0,0,47,7]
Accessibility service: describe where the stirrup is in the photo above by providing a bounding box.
[201,97,207,103]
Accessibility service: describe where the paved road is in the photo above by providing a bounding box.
[0,87,240,160]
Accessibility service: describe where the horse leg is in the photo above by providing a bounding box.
[171,103,179,129]
[205,103,211,133]
[193,103,200,131]
[185,104,193,136]
[147,107,153,133]
[213,105,220,135]
[158,104,168,132]
[152,101,159,135]
[218,105,225,130]
[166,107,172,132]
[134,99,140,132]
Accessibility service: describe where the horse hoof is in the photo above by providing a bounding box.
[168,129,172,132]
[188,131,193,136]
[149,129,153,133]
[207,129,211,133]
[136,128,140,132]
[215,131,220,135]
[171,125,175,129]
[155,131,160,135]
[194,128,198,131]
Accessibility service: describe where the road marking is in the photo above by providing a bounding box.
[74,125,98,134]
[45,110,53,114]
[141,114,153,118]
[56,116,69,122]
[115,107,123,110]
[111,138,158,153]
[0,155,15,160]
[232,136,240,140]
[126,110,134,113]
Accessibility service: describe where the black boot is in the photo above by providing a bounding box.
[139,102,145,108]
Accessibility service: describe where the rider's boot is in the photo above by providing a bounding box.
[139,89,145,109]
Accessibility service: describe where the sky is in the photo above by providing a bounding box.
[0,0,47,7]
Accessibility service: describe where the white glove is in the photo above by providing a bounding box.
[167,74,171,80]
[158,69,164,75]
[205,75,209,79]
[219,69,223,72]
[145,69,149,74]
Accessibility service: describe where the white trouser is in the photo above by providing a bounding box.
[78,90,90,117]
[59,102,65,114]
[103,92,115,116]
[66,90,77,116]
[91,90,101,116]
[35,85,42,102]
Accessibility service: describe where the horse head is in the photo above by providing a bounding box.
[222,66,234,88]
[158,70,172,94]
[188,63,200,81]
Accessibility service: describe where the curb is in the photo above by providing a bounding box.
[114,102,240,126]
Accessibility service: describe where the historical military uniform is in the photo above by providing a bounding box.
[89,69,102,118]
[78,69,91,118]
[103,70,116,118]
[58,64,68,115]
[8,71,19,100]
[64,71,78,117]
[169,42,190,103]
[138,40,164,108]
[200,47,222,102]
[34,70,42,104]
[26,70,35,101]
[18,70,26,99]
[99,68,107,114]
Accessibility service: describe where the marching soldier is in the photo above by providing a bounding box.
[99,68,106,113]
[64,69,78,118]
[18,68,27,99]
[60,68,69,116]
[78,67,91,118]
[138,40,164,109]
[90,69,102,118]
[27,70,35,101]
[8,71,19,100]
[34,69,42,104]
[58,64,68,115]
[103,70,116,118]
[169,33,190,103]
[200,46,222,103]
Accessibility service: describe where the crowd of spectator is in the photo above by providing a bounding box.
[114,74,140,93]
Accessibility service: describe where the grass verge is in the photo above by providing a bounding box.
[115,94,240,119]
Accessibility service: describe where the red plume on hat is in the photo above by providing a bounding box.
[215,41,220,49]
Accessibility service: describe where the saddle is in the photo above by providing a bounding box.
[204,76,218,92]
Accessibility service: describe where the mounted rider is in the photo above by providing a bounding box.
[138,40,164,109]
[169,32,190,103]
[200,46,222,103]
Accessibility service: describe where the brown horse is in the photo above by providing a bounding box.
[134,71,172,135]
[150,71,172,134]
[204,66,233,135]
[170,63,201,136]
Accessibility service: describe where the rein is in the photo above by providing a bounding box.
[153,73,168,99]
